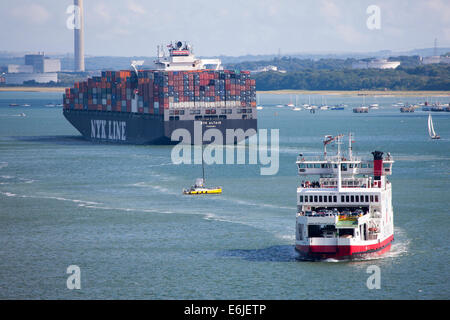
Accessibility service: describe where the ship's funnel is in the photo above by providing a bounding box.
[372,151,384,181]
[74,0,85,72]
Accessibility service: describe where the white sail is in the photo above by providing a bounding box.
[428,113,437,138]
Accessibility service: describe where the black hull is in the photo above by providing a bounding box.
[63,110,257,145]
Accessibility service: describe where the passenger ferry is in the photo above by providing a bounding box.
[295,134,394,260]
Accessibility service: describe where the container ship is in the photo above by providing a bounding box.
[295,134,394,260]
[63,41,257,144]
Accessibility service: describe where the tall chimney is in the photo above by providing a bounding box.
[74,0,85,72]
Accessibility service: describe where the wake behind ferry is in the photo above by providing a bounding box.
[295,134,394,260]
[63,41,257,145]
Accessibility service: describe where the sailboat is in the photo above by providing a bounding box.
[428,113,440,140]
[292,95,301,111]
[183,143,222,195]
[256,94,263,110]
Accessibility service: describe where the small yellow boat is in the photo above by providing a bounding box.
[183,178,222,195]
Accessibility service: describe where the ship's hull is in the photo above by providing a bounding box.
[295,235,394,260]
[63,109,257,145]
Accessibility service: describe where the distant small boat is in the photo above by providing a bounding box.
[330,106,344,110]
[45,103,56,107]
[19,113,26,117]
[9,103,19,107]
[276,104,284,108]
[428,113,440,139]
[292,107,301,111]
[22,104,31,107]
[256,106,263,110]
[400,106,414,113]
[353,106,369,113]
[55,103,63,107]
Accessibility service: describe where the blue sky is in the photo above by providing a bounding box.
[1,0,449,56]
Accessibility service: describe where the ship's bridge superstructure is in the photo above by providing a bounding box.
[295,134,395,260]
[154,41,222,71]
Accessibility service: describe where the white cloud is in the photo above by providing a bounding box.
[93,2,112,23]
[319,0,342,20]
[11,4,50,24]
[128,0,146,15]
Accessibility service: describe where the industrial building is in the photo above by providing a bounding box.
[352,59,401,69]
[421,55,450,65]
[3,53,60,84]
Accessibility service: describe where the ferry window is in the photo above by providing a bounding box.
[299,164,306,168]
[365,195,369,202]
[334,195,337,202]
[329,195,332,202]
[383,163,390,168]
[307,164,313,168]
[370,195,374,202]
[349,164,354,168]
[324,196,327,203]
[356,195,359,202]
[314,164,320,168]
[314,196,318,202]
[368,163,373,168]
[346,195,349,202]
[341,195,345,202]
[300,196,304,202]
[319,196,323,202]
[351,195,354,202]
[375,195,379,202]
[341,164,347,171]
[361,163,368,168]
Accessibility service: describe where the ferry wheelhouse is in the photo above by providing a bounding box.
[295,134,394,260]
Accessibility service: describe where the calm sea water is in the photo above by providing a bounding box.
[0,91,449,299]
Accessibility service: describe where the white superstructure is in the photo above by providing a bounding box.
[295,134,395,259]
[154,41,222,71]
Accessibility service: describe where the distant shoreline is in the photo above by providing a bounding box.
[257,89,450,97]
[0,87,448,97]
[0,87,66,92]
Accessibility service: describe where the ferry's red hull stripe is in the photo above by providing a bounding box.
[295,235,394,259]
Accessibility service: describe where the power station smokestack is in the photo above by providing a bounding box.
[74,0,85,72]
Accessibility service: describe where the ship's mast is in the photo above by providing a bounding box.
[348,132,353,160]
[201,141,205,185]
[336,135,343,191]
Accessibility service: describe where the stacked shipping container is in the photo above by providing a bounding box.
[63,70,257,116]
